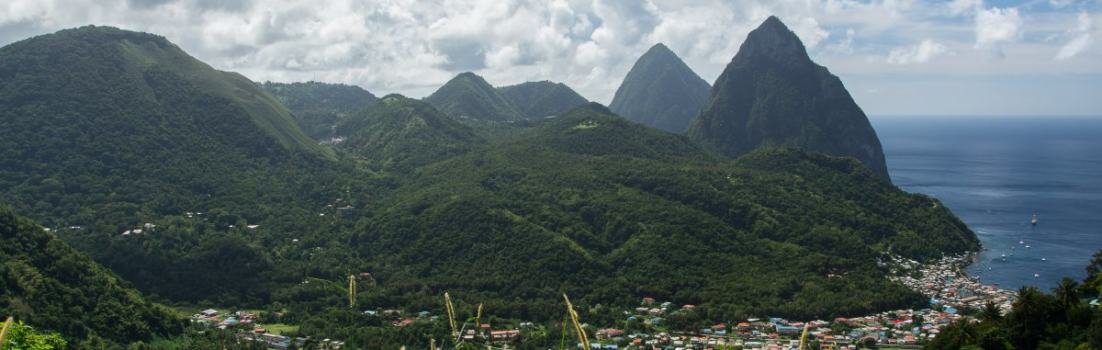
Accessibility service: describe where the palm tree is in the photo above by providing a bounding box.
[1054,277,1079,309]
[978,302,1002,323]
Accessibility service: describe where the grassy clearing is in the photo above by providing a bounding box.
[260,323,300,335]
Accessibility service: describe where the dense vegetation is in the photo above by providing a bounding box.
[497,81,589,119]
[926,255,1102,350]
[334,95,484,172]
[1,320,68,350]
[423,72,524,122]
[687,16,890,179]
[0,25,342,225]
[0,207,184,347]
[0,26,380,312]
[609,43,711,133]
[260,81,378,140]
[0,25,986,348]
[338,104,977,325]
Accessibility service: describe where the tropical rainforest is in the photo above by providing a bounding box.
[0,17,1090,350]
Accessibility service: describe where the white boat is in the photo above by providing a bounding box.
[1034,273,1040,278]
[1031,213,1038,226]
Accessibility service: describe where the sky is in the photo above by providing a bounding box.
[1,0,1100,117]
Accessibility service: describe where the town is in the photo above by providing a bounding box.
[190,255,1016,349]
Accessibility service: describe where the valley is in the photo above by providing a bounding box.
[0,14,1098,350]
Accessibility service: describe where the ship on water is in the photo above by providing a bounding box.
[1031,213,1038,226]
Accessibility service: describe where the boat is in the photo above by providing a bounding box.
[1019,240,1024,244]
[1041,258,1047,261]
[1034,273,1040,278]
[1031,213,1038,226]
[1025,245,1031,248]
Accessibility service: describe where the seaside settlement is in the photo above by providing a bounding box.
[192,255,1015,349]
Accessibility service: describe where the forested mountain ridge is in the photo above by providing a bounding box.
[345,103,978,322]
[334,94,485,172]
[0,24,986,348]
[609,43,711,133]
[260,81,378,140]
[0,207,184,346]
[0,25,351,225]
[0,26,379,309]
[687,16,890,179]
[423,72,524,122]
[497,81,589,119]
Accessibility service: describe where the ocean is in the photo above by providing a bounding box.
[872,116,1102,292]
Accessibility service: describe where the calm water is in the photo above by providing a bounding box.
[873,116,1102,291]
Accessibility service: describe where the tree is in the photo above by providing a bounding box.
[1007,287,1057,350]
[978,302,1002,324]
[1054,278,1080,311]
[2,321,68,350]
[1087,250,1102,282]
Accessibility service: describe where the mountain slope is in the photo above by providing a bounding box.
[351,105,978,321]
[335,95,484,172]
[687,17,890,179]
[497,81,589,119]
[0,26,349,224]
[0,207,184,345]
[609,43,711,133]
[424,72,523,122]
[261,81,378,140]
[0,26,374,305]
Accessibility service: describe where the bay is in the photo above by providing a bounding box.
[873,116,1102,291]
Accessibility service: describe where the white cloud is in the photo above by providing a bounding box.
[948,0,983,16]
[1055,12,1093,60]
[1049,0,1075,8]
[887,39,951,65]
[0,0,1100,115]
[975,7,1022,49]
[790,16,831,49]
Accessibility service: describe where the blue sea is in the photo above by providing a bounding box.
[873,116,1102,292]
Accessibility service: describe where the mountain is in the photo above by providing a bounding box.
[0,26,372,305]
[687,16,890,178]
[497,81,589,119]
[0,207,184,345]
[0,26,347,223]
[260,81,378,140]
[335,94,484,172]
[424,72,524,122]
[0,25,983,347]
[609,43,711,133]
[348,104,978,322]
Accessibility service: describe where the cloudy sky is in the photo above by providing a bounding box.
[2,0,1100,116]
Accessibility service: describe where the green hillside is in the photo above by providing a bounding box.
[0,25,985,348]
[423,72,523,122]
[261,81,378,140]
[0,26,348,225]
[497,81,589,119]
[345,105,977,322]
[0,26,376,305]
[0,207,184,346]
[335,94,484,172]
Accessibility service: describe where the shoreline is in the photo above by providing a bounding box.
[891,254,1017,314]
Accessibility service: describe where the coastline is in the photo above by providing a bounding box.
[891,254,1018,314]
